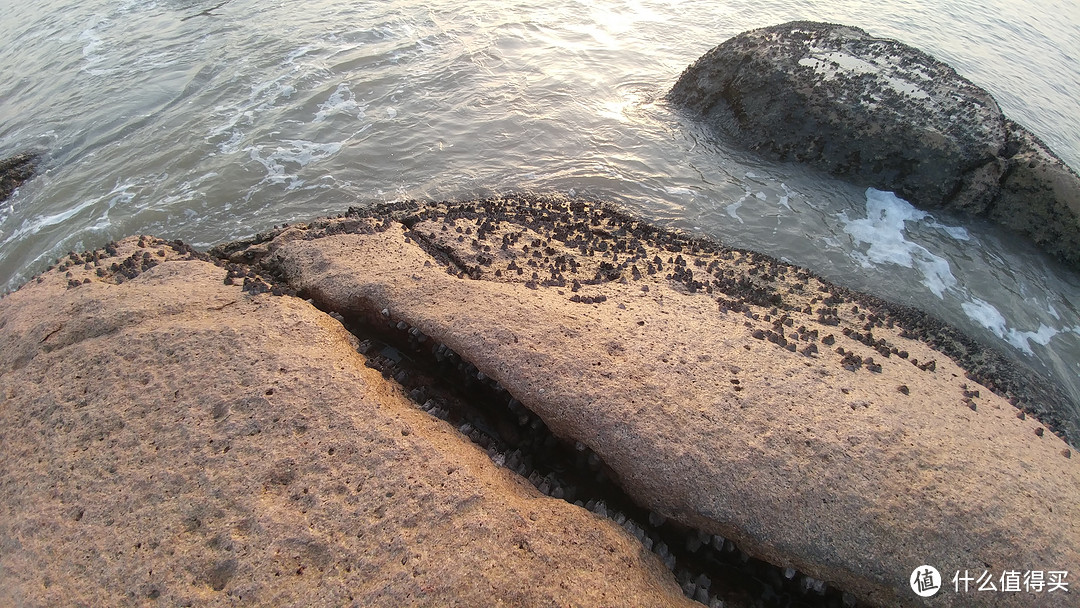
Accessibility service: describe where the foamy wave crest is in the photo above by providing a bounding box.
[0,178,141,249]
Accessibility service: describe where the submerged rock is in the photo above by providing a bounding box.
[0,152,38,202]
[668,21,1080,268]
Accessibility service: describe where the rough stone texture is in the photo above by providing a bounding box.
[0,152,37,202]
[992,120,1080,261]
[668,21,1080,268]
[0,236,696,608]
[224,196,1079,607]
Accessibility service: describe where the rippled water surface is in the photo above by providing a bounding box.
[1,0,1078,427]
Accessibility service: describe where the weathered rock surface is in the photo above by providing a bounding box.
[0,236,696,607]
[0,152,37,202]
[3,196,1078,607]
[991,120,1080,260]
[212,196,1079,607]
[668,21,1080,267]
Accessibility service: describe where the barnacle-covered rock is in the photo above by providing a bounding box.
[668,21,1080,267]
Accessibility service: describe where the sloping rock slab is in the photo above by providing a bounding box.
[668,21,1080,267]
[0,236,695,607]
[227,196,1079,607]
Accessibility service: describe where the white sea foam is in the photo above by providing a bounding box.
[79,27,102,59]
[154,172,220,208]
[0,178,135,248]
[924,217,970,240]
[726,190,749,223]
[0,198,97,248]
[961,297,1061,355]
[314,83,367,122]
[249,73,297,105]
[286,45,317,64]
[207,69,301,153]
[778,183,793,210]
[248,140,343,189]
[663,186,694,197]
[77,26,114,76]
[840,188,962,298]
[215,127,248,155]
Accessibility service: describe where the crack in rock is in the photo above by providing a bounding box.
[220,193,1078,608]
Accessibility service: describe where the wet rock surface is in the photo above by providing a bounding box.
[0,235,696,607]
[221,194,1078,607]
[0,152,38,201]
[668,21,1080,268]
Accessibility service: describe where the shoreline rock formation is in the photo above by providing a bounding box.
[4,195,1074,607]
[228,196,1079,608]
[0,233,696,608]
[668,21,1080,268]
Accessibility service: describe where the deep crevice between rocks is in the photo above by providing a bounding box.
[312,297,861,608]
[196,196,1074,606]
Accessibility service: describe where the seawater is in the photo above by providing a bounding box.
[1,0,1078,428]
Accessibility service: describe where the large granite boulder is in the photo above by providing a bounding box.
[0,236,696,607]
[217,196,1076,607]
[2,197,1078,607]
[668,21,1080,267]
